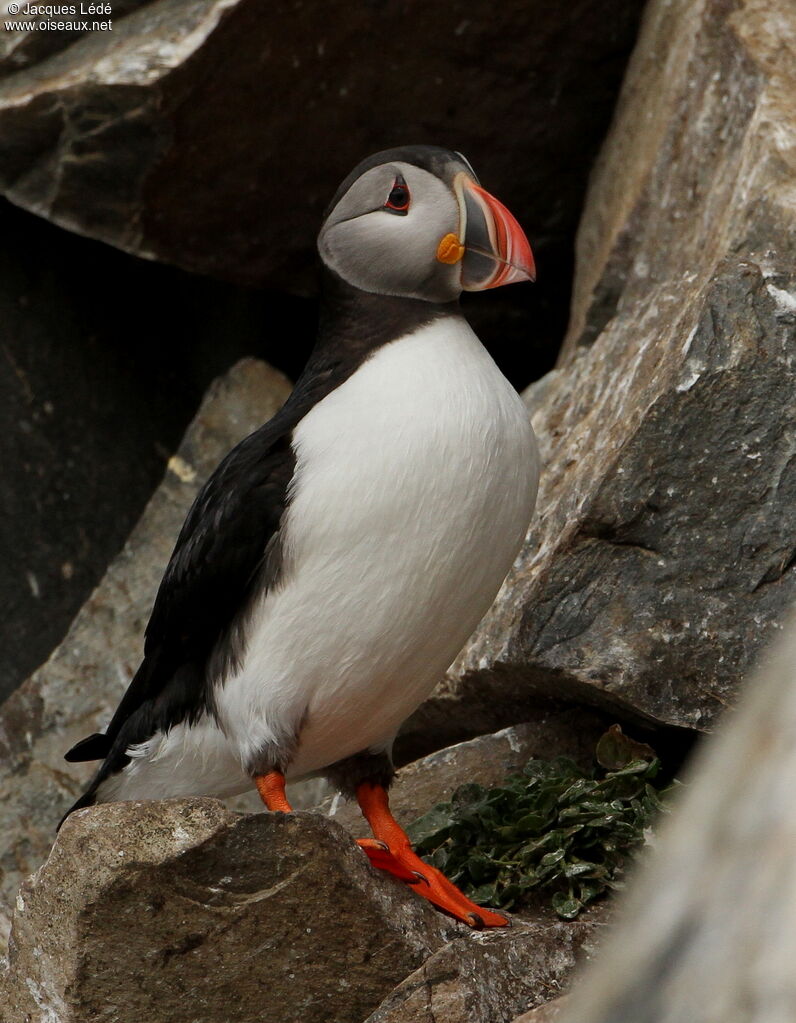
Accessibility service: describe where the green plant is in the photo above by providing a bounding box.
[406,728,675,920]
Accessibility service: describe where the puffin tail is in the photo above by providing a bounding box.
[64,731,111,763]
[60,731,113,831]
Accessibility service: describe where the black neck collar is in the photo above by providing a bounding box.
[280,268,460,421]
[316,268,459,355]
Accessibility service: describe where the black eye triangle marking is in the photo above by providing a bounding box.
[384,173,410,215]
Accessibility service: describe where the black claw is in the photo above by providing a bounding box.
[466,912,485,929]
[411,870,429,886]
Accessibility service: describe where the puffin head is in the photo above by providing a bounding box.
[318,145,535,304]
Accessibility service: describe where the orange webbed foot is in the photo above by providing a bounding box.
[356,838,420,881]
[355,783,509,929]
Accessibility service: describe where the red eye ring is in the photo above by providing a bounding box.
[384,176,410,214]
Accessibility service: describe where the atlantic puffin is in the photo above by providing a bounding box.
[63,145,539,928]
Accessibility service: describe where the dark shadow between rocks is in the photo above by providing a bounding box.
[396,661,701,783]
[0,198,314,702]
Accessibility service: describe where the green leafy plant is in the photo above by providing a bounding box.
[406,726,676,920]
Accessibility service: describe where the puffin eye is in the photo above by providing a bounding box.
[384,176,410,214]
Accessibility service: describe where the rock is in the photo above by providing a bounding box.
[411,0,796,739]
[0,358,291,955]
[2,799,452,1023]
[396,673,696,771]
[556,609,796,1023]
[513,997,570,1022]
[364,919,603,1023]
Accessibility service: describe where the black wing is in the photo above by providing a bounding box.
[63,408,298,774]
[119,429,294,734]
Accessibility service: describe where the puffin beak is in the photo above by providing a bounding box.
[453,173,536,290]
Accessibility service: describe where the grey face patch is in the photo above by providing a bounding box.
[318,161,463,303]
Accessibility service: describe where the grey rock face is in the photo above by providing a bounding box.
[0,358,291,955]
[365,922,601,1023]
[513,998,570,1023]
[557,609,796,1023]
[2,800,452,1023]
[416,0,796,737]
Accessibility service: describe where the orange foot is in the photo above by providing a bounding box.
[355,782,509,929]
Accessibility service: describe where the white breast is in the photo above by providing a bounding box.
[215,316,539,778]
